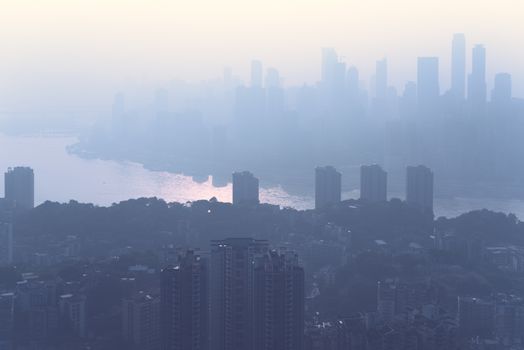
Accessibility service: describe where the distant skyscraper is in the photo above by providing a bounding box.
[320,48,346,109]
[400,81,417,118]
[346,66,360,100]
[406,165,434,214]
[254,250,304,350]
[123,292,160,350]
[0,222,13,265]
[468,44,487,114]
[251,60,263,88]
[360,165,387,202]
[265,68,285,117]
[375,58,388,101]
[491,73,512,107]
[451,33,466,100]
[161,250,208,350]
[321,48,338,85]
[265,68,280,89]
[315,166,341,210]
[5,167,34,210]
[232,171,259,205]
[386,86,399,118]
[331,60,347,102]
[417,57,440,115]
[234,85,265,125]
[210,238,268,350]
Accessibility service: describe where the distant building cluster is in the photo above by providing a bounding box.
[0,238,304,350]
[304,283,524,350]
[303,279,459,350]
[91,33,524,203]
[0,277,86,350]
[232,164,433,214]
[458,294,524,346]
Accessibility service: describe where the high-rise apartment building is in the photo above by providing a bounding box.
[315,166,341,210]
[406,165,434,214]
[123,292,160,350]
[0,292,14,350]
[210,238,268,350]
[160,250,208,350]
[15,279,58,342]
[360,165,387,203]
[59,294,86,338]
[253,250,304,350]
[5,167,34,210]
[232,171,259,205]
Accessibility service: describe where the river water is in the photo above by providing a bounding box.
[2,133,524,219]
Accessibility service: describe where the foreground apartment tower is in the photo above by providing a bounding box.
[254,250,304,350]
[4,166,34,210]
[406,165,434,214]
[58,294,86,338]
[0,292,15,350]
[315,166,341,209]
[161,250,209,350]
[210,238,268,350]
[232,171,260,205]
[122,292,160,350]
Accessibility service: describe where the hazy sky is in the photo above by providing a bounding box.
[1,0,523,111]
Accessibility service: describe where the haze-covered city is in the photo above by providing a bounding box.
[1,1,524,350]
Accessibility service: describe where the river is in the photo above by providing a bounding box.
[2,133,524,219]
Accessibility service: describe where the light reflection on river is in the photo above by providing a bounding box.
[2,134,524,219]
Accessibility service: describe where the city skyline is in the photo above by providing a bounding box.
[0,5,523,114]
[0,37,520,123]
[3,2,524,349]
